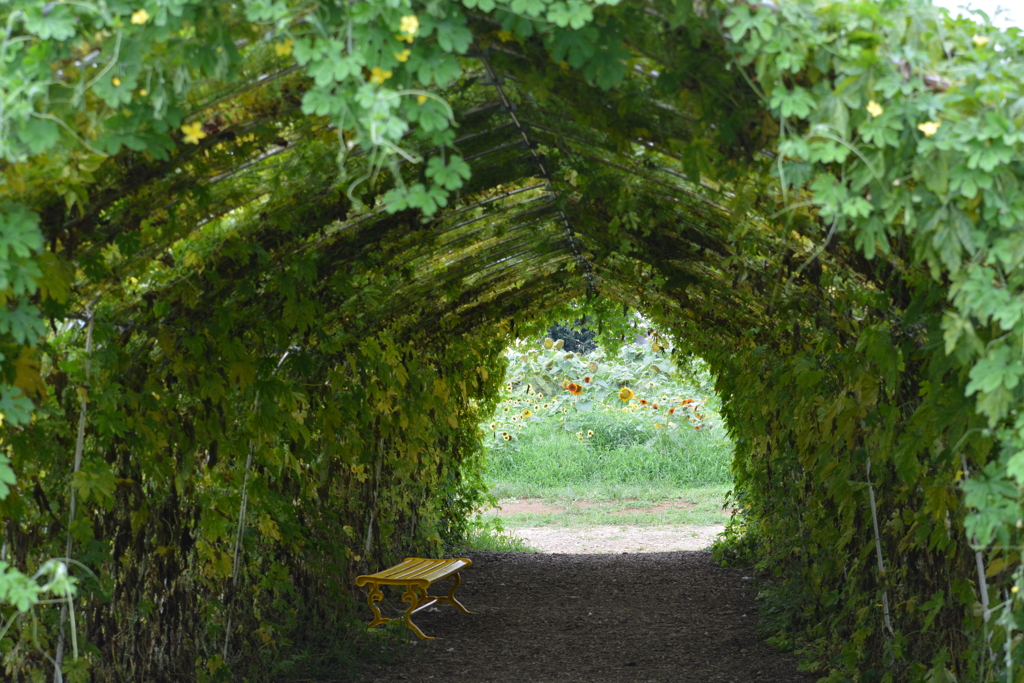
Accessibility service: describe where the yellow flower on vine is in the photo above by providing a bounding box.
[398,15,419,42]
[417,94,428,105]
[866,100,883,118]
[395,49,411,63]
[275,39,294,57]
[181,121,207,144]
[401,15,419,35]
[917,121,941,137]
[370,67,392,85]
[112,77,122,87]
[131,9,150,25]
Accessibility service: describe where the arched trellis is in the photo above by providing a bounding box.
[1,2,1019,681]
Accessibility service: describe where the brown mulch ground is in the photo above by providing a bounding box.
[356,550,818,682]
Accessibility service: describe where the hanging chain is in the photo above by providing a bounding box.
[476,48,597,298]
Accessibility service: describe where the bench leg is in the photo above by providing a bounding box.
[365,583,390,629]
[401,585,433,640]
[435,572,474,615]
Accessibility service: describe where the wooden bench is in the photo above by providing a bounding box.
[355,557,473,640]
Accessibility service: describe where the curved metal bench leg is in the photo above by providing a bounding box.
[401,585,432,640]
[366,583,389,629]
[444,572,474,615]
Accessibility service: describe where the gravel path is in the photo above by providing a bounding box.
[356,550,817,683]
[512,524,724,553]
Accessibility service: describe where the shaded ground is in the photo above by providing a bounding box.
[356,550,817,682]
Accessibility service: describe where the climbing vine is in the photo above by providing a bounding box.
[2,0,1024,681]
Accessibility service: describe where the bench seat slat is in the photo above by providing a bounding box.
[359,558,469,585]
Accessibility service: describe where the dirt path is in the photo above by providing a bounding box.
[356,550,817,682]
[512,524,724,553]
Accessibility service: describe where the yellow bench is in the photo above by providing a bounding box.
[355,557,474,640]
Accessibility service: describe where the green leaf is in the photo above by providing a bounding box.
[0,453,16,500]
[0,383,34,426]
[547,1,594,29]
[425,155,472,191]
[548,27,598,68]
[23,5,78,40]
[0,204,43,262]
[510,0,547,16]
[17,117,60,155]
[769,86,817,119]
[434,19,473,54]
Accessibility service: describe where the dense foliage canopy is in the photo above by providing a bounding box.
[3,0,1024,680]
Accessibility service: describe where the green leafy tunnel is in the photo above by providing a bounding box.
[2,0,1023,680]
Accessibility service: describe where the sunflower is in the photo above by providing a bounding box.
[576,431,583,437]
[639,399,648,406]
[566,382,583,395]
[652,404,659,410]
[668,408,675,414]
[502,432,512,441]
[561,379,570,389]
[537,392,544,398]
[587,430,594,437]
[511,415,519,422]
[521,409,532,418]
[489,422,497,430]
[503,407,510,412]
[584,376,591,383]
[681,398,695,406]
[618,387,635,401]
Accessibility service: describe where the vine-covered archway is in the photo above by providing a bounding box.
[1,1,1022,680]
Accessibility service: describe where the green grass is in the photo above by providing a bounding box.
[463,519,539,552]
[485,420,733,493]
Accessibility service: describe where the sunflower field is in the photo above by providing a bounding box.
[482,334,732,492]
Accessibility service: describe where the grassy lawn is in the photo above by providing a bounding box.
[476,421,735,537]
